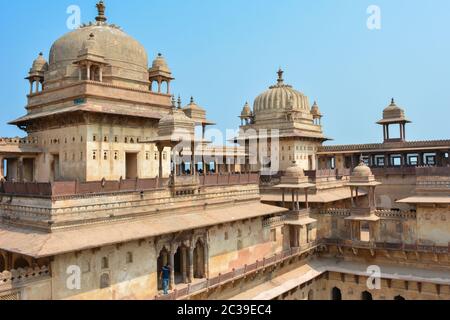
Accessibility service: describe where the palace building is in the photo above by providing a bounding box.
[0,1,449,300]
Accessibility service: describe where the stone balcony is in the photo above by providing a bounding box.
[0,173,261,231]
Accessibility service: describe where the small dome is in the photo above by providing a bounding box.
[311,101,322,117]
[382,98,406,120]
[184,97,204,111]
[253,69,310,114]
[241,102,252,117]
[151,53,171,74]
[352,160,373,177]
[285,162,305,178]
[30,53,48,73]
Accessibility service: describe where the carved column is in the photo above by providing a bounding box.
[169,248,175,289]
[18,157,24,182]
[189,247,194,283]
[157,145,163,179]
[203,243,209,278]
[181,247,188,283]
[99,66,103,82]
[86,62,91,80]
[0,156,4,179]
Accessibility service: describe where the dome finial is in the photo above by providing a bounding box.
[171,95,176,108]
[95,1,107,23]
[277,68,284,84]
[177,95,182,109]
[391,97,395,104]
[190,96,195,104]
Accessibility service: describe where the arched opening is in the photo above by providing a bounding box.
[173,245,189,284]
[308,289,314,300]
[394,295,405,301]
[361,291,373,300]
[90,65,100,81]
[0,254,5,271]
[150,80,159,92]
[160,81,168,94]
[157,247,169,291]
[331,287,342,300]
[193,240,205,279]
[13,257,30,269]
[100,273,110,289]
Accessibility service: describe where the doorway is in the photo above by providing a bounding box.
[193,240,205,279]
[157,248,169,291]
[362,291,373,300]
[331,287,342,300]
[125,153,138,179]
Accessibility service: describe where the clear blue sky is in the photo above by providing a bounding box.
[1,0,449,144]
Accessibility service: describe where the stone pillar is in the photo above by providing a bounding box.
[305,188,309,209]
[18,157,24,182]
[158,146,163,179]
[29,80,33,95]
[181,247,188,283]
[191,142,196,175]
[281,188,285,208]
[167,81,171,94]
[203,243,209,278]
[86,63,91,80]
[0,156,4,180]
[350,187,355,207]
[291,189,295,210]
[99,66,103,82]
[189,247,194,283]
[169,249,175,289]
[158,80,161,93]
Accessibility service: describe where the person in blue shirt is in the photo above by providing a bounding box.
[160,264,171,295]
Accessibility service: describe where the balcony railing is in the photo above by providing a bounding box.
[0,266,50,289]
[321,238,450,254]
[0,173,260,198]
[154,242,318,300]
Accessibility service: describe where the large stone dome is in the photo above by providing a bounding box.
[46,2,149,89]
[253,69,310,114]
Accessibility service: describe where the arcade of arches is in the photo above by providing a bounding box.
[0,251,39,272]
[156,237,208,290]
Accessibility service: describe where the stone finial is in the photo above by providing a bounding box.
[95,1,107,22]
[171,95,176,108]
[190,96,195,104]
[277,68,284,85]
[177,95,182,109]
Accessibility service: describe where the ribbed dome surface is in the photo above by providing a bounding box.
[253,70,310,114]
